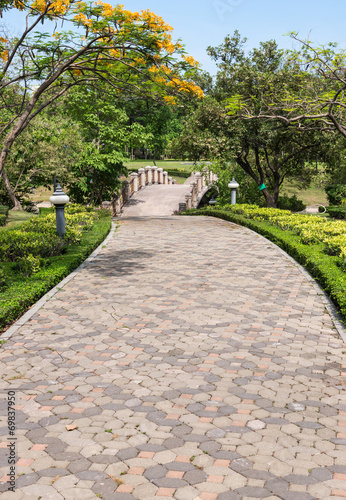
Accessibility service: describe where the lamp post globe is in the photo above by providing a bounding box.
[209,196,217,207]
[228,177,239,205]
[49,183,70,237]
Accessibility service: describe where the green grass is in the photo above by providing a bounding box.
[281,179,328,206]
[184,208,346,323]
[124,159,194,172]
[6,210,37,227]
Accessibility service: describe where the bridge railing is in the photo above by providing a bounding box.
[111,165,217,215]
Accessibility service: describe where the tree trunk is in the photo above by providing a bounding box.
[0,158,22,210]
[261,187,277,208]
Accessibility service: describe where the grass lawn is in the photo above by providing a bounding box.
[124,159,195,172]
[6,210,37,227]
[281,179,328,206]
[24,186,53,203]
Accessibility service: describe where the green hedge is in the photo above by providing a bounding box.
[0,205,9,226]
[326,205,346,220]
[0,214,111,332]
[184,208,346,322]
[325,184,346,206]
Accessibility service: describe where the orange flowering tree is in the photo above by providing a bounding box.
[0,0,203,209]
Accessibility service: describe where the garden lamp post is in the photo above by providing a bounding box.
[49,183,69,237]
[209,196,217,207]
[228,177,239,205]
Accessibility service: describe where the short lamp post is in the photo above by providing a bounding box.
[228,177,239,205]
[209,196,217,207]
[49,183,69,237]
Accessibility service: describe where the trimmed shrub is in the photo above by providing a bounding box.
[277,194,306,212]
[325,184,346,206]
[326,206,346,220]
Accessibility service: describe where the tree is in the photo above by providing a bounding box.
[65,84,152,204]
[0,0,203,208]
[237,35,346,140]
[178,33,325,207]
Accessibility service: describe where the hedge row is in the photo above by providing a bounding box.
[0,212,112,332]
[184,208,346,322]
[327,205,346,220]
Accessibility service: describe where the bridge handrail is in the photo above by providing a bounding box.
[111,165,217,215]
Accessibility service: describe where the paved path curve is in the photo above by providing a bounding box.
[0,216,345,500]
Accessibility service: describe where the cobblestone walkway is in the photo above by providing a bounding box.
[1,216,346,500]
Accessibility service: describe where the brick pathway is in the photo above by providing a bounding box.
[0,215,345,500]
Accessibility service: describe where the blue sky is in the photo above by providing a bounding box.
[4,0,346,75]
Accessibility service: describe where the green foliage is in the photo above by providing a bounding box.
[277,194,306,212]
[177,34,325,208]
[0,208,112,331]
[325,185,346,206]
[0,229,65,262]
[326,206,346,220]
[16,254,42,278]
[209,160,263,206]
[0,114,85,207]
[0,268,7,291]
[184,207,346,321]
[0,205,9,226]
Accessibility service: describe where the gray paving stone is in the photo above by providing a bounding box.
[38,468,70,477]
[236,487,272,498]
[183,469,207,485]
[143,465,167,480]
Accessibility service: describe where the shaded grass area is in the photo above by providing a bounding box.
[281,179,328,206]
[0,214,112,333]
[184,208,346,324]
[6,210,37,227]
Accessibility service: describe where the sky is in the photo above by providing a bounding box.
[4,0,346,75]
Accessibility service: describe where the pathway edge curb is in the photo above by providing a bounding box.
[1,220,117,342]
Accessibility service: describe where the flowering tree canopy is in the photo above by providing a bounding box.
[0,0,203,208]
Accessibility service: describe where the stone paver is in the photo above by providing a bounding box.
[121,185,192,217]
[0,215,345,499]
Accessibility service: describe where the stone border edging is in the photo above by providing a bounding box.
[1,220,117,342]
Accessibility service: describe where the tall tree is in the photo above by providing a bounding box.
[0,0,202,208]
[178,33,324,207]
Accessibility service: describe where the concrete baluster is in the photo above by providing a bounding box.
[152,166,158,184]
[168,176,172,185]
[163,171,168,184]
[185,193,192,210]
[146,166,152,185]
[190,181,197,208]
[157,168,163,184]
[131,172,138,193]
[123,181,130,204]
[195,172,202,194]
[138,168,145,188]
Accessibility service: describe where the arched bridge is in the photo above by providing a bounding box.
[112,166,218,217]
